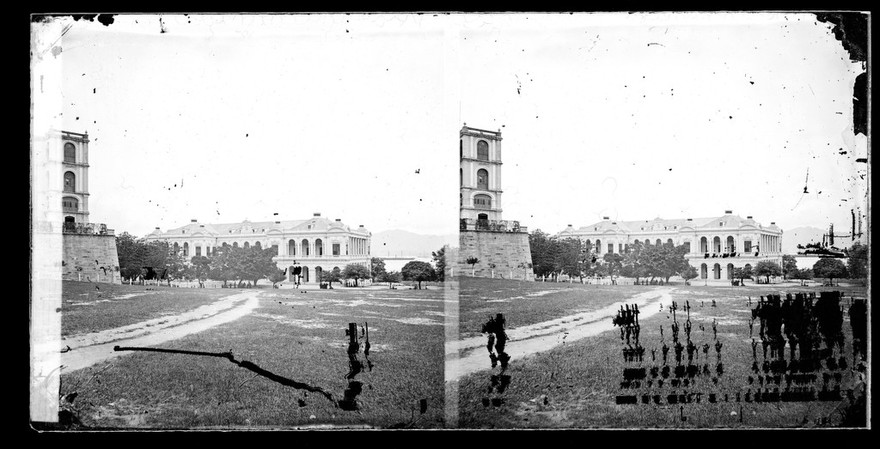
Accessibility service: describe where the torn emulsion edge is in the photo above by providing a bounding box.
[30,15,69,425]
[814,11,872,428]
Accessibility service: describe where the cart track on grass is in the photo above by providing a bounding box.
[60,291,261,373]
[445,288,674,382]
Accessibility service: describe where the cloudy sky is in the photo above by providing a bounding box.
[36,12,867,241]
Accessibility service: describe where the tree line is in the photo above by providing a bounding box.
[117,233,451,289]
[529,230,692,284]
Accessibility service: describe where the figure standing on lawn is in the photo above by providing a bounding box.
[482,313,510,370]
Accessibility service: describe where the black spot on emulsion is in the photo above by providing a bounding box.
[97,14,115,26]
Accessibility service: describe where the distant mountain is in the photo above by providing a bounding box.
[370,230,457,258]
[783,227,825,254]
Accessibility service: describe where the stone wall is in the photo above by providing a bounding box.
[458,230,534,281]
[62,233,121,284]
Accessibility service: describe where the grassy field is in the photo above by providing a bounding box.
[458,277,652,338]
[457,281,868,428]
[62,281,234,337]
[59,285,447,429]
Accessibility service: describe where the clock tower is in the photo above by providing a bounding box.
[460,125,503,222]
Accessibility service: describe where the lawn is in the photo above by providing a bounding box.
[62,281,233,337]
[456,282,868,428]
[58,285,447,429]
[458,277,653,338]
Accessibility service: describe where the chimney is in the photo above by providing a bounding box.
[612,222,617,225]
[603,216,610,220]
[191,219,198,223]
[358,224,365,228]
[771,222,776,225]
[199,224,204,228]
[335,219,342,222]
[724,210,733,214]
[567,224,572,227]
[313,212,321,217]
[155,227,160,230]
[687,218,693,221]
[747,216,753,219]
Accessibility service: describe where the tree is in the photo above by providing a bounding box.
[622,241,648,284]
[529,230,557,279]
[321,267,342,288]
[432,246,447,282]
[370,257,386,282]
[239,246,279,286]
[343,264,371,287]
[654,244,690,283]
[754,260,782,284]
[555,238,586,282]
[188,255,211,287]
[733,265,754,285]
[268,269,287,288]
[782,254,798,280]
[847,242,868,280]
[402,261,436,289]
[681,265,698,284]
[116,232,145,280]
[790,268,813,286]
[603,253,624,284]
[379,270,401,289]
[466,257,480,276]
[209,245,242,288]
[812,258,847,286]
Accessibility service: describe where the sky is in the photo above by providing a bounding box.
[455,13,868,239]
[34,12,868,242]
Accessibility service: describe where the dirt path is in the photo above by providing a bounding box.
[61,291,261,373]
[445,288,673,382]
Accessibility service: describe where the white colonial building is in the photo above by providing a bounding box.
[558,210,783,281]
[144,213,371,284]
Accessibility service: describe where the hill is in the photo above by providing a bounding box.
[370,230,457,258]
[782,226,825,254]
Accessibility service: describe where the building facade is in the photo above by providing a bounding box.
[144,213,371,284]
[558,210,783,281]
[459,125,534,281]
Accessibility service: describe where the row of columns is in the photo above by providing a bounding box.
[578,233,781,256]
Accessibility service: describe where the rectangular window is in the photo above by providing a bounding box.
[619,243,623,253]
[608,243,614,254]
[195,246,201,257]
[744,241,752,253]
[332,243,340,256]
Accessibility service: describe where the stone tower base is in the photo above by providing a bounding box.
[62,232,121,284]
[458,230,534,281]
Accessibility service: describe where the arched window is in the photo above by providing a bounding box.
[288,265,295,281]
[713,263,721,279]
[183,242,189,257]
[460,140,463,159]
[315,266,323,282]
[302,266,310,283]
[233,242,238,248]
[477,140,489,161]
[596,239,601,253]
[726,236,735,253]
[315,239,323,256]
[634,239,641,245]
[744,263,752,273]
[683,241,691,253]
[173,242,179,254]
[64,172,75,193]
[243,242,250,249]
[656,239,662,246]
[473,194,492,209]
[476,169,489,190]
[62,196,78,213]
[288,239,296,256]
[700,263,708,279]
[64,216,75,224]
[713,236,722,253]
[700,237,708,253]
[301,239,310,256]
[64,143,76,163]
[254,241,262,250]
[667,238,674,246]
[727,263,734,280]
[460,168,462,188]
